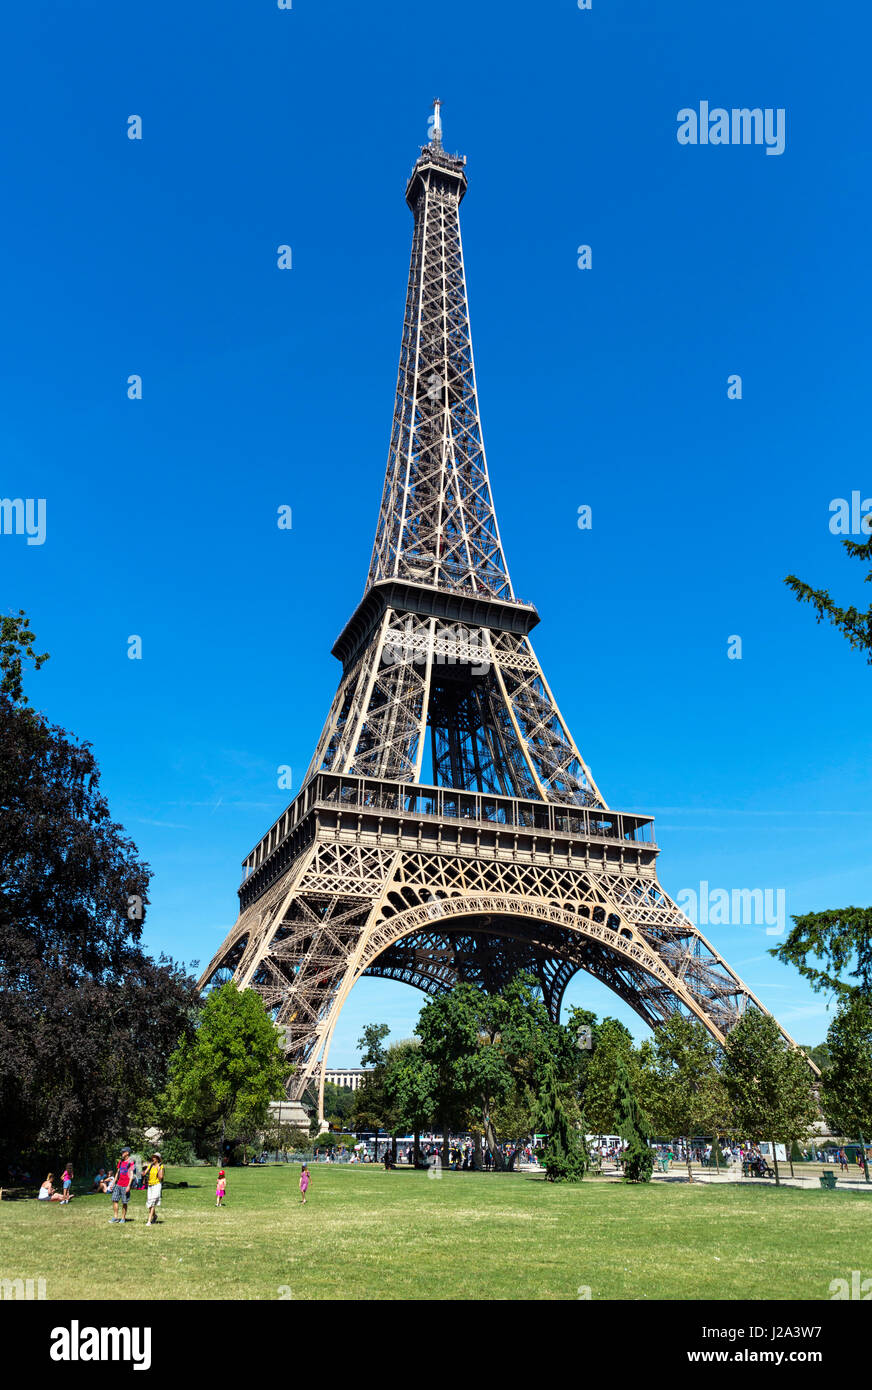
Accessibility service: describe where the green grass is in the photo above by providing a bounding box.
[2,1165,870,1300]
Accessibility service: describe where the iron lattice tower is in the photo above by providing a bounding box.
[201,107,806,1119]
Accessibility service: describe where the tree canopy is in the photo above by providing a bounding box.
[0,615,199,1168]
[721,1011,818,1184]
[785,529,872,664]
[159,980,291,1160]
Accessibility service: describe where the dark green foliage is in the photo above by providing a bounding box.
[785,529,872,663]
[0,610,48,705]
[538,1055,586,1182]
[615,1055,653,1182]
[771,907,872,1004]
[722,1011,818,1186]
[160,1135,197,1166]
[821,994,872,1143]
[417,973,576,1167]
[0,623,199,1169]
[322,1082,355,1124]
[578,1016,636,1134]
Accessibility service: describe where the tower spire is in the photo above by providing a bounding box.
[368,117,512,603]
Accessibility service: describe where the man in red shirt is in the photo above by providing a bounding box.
[109,1148,135,1224]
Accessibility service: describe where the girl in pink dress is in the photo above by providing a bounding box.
[216,1170,226,1206]
[299,1165,309,1205]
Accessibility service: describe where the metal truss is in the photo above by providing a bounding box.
[200,113,814,1122]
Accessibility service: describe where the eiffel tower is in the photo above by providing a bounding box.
[201,104,804,1122]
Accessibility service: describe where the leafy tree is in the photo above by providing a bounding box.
[159,981,291,1162]
[771,907,872,1007]
[0,619,198,1169]
[417,974,572,1169]
[721,1010,818,1186]
[0,610,49,704]
[782,535,872,1065]
[821,994,872,1181]
[785,528,872,663]
[358,1023,390,1067]
[641,1015,725,1183]
[160,1135,197,1166]
[581,1018,636,1135]
[382,1040,437,1162]
[322,1081,355,1125]
[351,1058,393,1149]
[614,1055,653,1182]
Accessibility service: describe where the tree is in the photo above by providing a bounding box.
[785,528,872,664]
[800,1041,831,1073]
[538,1053,586,1182]
[821,995,872,1182]
[358,1022,390,1068]
[614,1055,653,1182]
[581,1018,636,1136]
[382,1040,437,1162]
[771,907,872,1006]
[159,982,291,1162]
[782,535,872,1058]
[721,1011,818,1186]
[642,1015,725,1183]
[0,618,199,1169]
[322,1082,355,1127]
[0,610,48,704]
[417,974,573,1170]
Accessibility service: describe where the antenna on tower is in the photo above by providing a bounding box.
[429,97,443,148]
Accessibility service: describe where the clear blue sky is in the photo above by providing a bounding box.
[3,1,870,1063]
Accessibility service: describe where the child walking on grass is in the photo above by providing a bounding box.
[216,1170,226,1207]
[299,1165,309,1205]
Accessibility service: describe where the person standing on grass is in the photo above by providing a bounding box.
[299,1165,310,1205]
[110,1148,135,1223]
[216,1169,226,1207]
[61,1164,73,1203]
[144,1153,164,1226]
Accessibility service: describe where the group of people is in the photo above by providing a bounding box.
[37,1165,74,1203]
[37,1149,165,1224]
[103,1148,165,1224]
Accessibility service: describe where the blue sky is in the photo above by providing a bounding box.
[3,1,870,1063]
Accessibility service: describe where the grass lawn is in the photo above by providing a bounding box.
[2,1165,870,1300]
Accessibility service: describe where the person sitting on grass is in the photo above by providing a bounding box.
[38,1173,64,1202]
